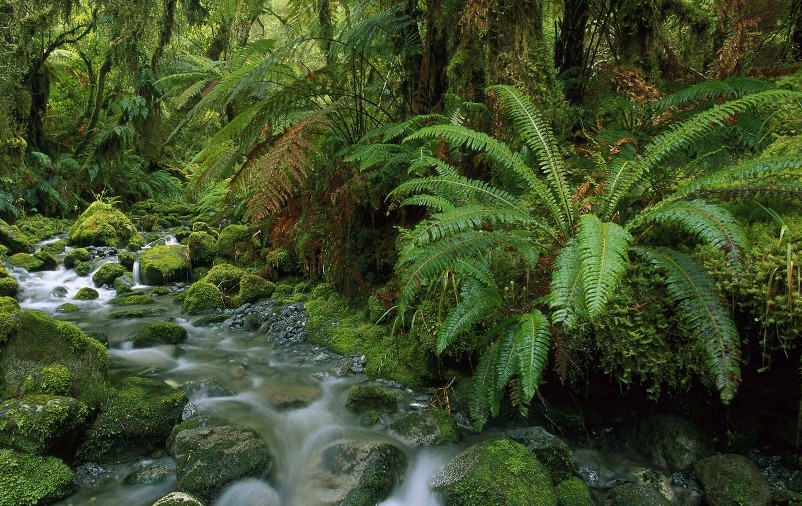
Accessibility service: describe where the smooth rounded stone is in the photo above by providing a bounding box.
[52,285,68,298]
[345,385,397,414]
[179,379,235,401]
[167,416,217,456]
[507,426,577,483]
[695,454,771,506]
[73,462,113,489]
[258,382,322,409]
[432,437,557,505]
[604,483,671,506]
[305,439,407,506]
[124,462,176,485]
[0,395,89,456]
[389,409,459,446]
[174,425,272,502]
[618,414,712,472]
[151,491,205,506]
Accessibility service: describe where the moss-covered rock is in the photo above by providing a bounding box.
[77,376,187,464]
[0,449,73,506]
[19,364,71,396]
[174,425,272,502]
[432,438,557,506]
[203,263,243,293]
[74,287,99,300]
[139,245,190,285]
[166,416,217,456]
[133,322,188,348]
[152,286,171,296]
[238,274,275,303]
[0,218,36,253]
[75,261,93,276]
[0,277,18,297]
[69,201,144,249]
[0,310,110,405]
[110,307,167,319]
[118,250,136,270]
[108,293,154,305]
[215,224,252,264]
[181,282,224,315]
[15,215,67,243]
[345,385,398,414]
[151,492,206,506]
[92,262,128,287]
[114,274,135,294]
[507,426,577,483]
[0,295,19,313]
[695,454,771,506]
[188,232,216,267]
[56,302,80,313]
[604,483,671,506]
[8,253,43,271]
[40,239,66,255]
[619,414,712,473]
[0,395,89,456]
[556,478,593,506]
[191,221,218,237]
[64,248,90,268]
[390,409,459,446]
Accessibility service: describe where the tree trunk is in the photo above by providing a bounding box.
[555,0,590,103]
[791,0,802,60]
[25,66,50,153]
[415,0,449,113]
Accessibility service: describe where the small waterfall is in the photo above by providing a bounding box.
[132,259,141,285]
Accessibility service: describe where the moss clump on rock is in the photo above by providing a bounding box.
[238,274,275,303]
[15,216,67,242]
[390,409,459,446]
[507,426,578,483]
[19,364,71,396]
[203,263,243,293]
[216,224,252,264]
[109,307,167,319]
[77,376,187,464]
[432,438,557,506]
[69,201,144,249]
[118,250,136,270]
[152,286,171,296]
[75,261,93,276]
[695,454,771,506]
[0,219,36,253]
[0,449,74,506]
[133,322,188,348]
[181,281,224,315]
[0,310,110,405]
[556,478,593,506]
[108,293,154,305]
[345,385,398,414]
[74,287,99,300]
[139,245,190,285]
[8,253,43,271]
[56,302,80,313]
[188,231,216,267]
[92,262,128,287]
[0,295,19,313]
[0,277,18,297]
[0,395,89,455]
[40,239,67,255]
[64,248,90,268]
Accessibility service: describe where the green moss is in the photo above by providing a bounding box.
[181,281,224,315]
[92,262,128,287]
[20,364,71,396]
[0,245,8,256]
[390,409,460,446]
[139,245,190,285]
[118,250,136,270]
[133,322,188,348]
[152,286,171,296]
[64,247,90,268]
[8,253,43,271]
[0,296,19,313]
[216,224,252,264]
[0,219,36,253]
[75,261,92,276]
[191,221,218,237]
[188,231,216,267]
[238,274,275,303]
[0,395,89,455]
[0,449,73,506]
[264,248,294,273]
[203,263,244,293]
[345,386,398,414]
[556,478,592,506]
[56,303,80,313]
[40,239,66,255]
[109,307,167,319]
[15,215,67,242]
[69,201,143,248]
[108,293,154,305]
[0,277,17,297]
[74,287,99,300]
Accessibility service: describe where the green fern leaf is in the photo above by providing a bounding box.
[577,214,632,319]
[547,241,585,327]
[635,246,741,404]
[437,280,502,354]
[470,340,500,429]
[496,323,520,388]
[516,309,551,401]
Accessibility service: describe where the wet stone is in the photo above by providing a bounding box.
[179,379,235,401]
[124,462,175,485]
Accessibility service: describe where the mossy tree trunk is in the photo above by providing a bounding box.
[556,0,590,103]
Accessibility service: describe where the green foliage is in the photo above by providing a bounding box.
[0,449,73,506]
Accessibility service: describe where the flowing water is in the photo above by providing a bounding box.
[14,237,459,506]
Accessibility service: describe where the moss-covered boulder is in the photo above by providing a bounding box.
[151,491,206,506]
[203,263,243,293]
[15,215,67,243]
[133,322,188,348]
[56,302,80,313]
[695,454,771,506]
[0,310,110,405]
[604,483,670,506]
[556,478,593,506]
[390,409,459,446]
[40,239,67,255]
[0,295,19,313]
[215,224,252,264]
[0,276,18,297]
[166,416,217,456]
[139,245,190,285]
[77,376,187,464]
[507,426,577,483]
[74,287,99,300]
[619,414,712,473]
[0,219,36,254]
[64,248,90,268]
[191,221,218,237]
[188,232,216,267]
[114,274,135,294]
[8,252,55,272]
[75,261,93,276]
[0,395,89,456]
[238,274,275,304]
[118,250,136,270]
[110,307,167,319]
[174,425,272,502]
[18,363,71,396]
[108,293,154,305]
[432,438,557,506]
[0,449,73,506]
[181,282,224,315]
[345,385,398,414]
[92,262,128,287]
[304,439,407,506]
[69,201,144,249]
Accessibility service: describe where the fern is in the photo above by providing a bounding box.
[470,340,500,430]
[636,246,741,403]
[577,214,632,319]
[437,280,502,353]
[653,76,774,112]
[515,309,551,401]
[547,241,585,328]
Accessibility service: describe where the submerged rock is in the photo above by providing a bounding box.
[604,483,671,506]
[69,201,144,249]
[432,437,557,505]
[151,491,206,506]
[133,322,188,348]
[124,462,175,485]
[139,245,190,285]
[390,409,459,446]
[0,449,73,505]
[695,453,771,506]
[618,414,712,472]
[346,385,398,414]
[179,379,234,401]
[507,426,577,483]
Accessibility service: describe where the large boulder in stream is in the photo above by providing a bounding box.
[507,426,578,483]
[0,310,110,405]
[390,408,459,446]
[0,218,36,253]
[215,224,253,264]
[174,425,272,502]
[181,281,225,315]
[69,201,144,249]
[8,251,56,272]
[695,453,771,506]
[618,413,712,472]
[77,376,187,464]
[0,449,74,506]
[0,395,89,457]
[432,438,557,506]
[139,245,190,285]
[307,439,407,506]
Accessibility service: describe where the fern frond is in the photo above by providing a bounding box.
[653,76,773,112]
[437,280,502,354]
[635,200,747,264]
[470,340,500,429]
[516,309,551,401]
[497,324,520,389]
[381,114,448,141]
[635,246,741,404]
[577,214,632,319]
[487,85,574,228]
[547,241,585,327]
[398,195,455,212]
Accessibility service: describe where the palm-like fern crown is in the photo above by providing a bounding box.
[393,83,802,424]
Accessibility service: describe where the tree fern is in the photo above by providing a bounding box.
[635,246,741,404]
[577,214,632,319]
